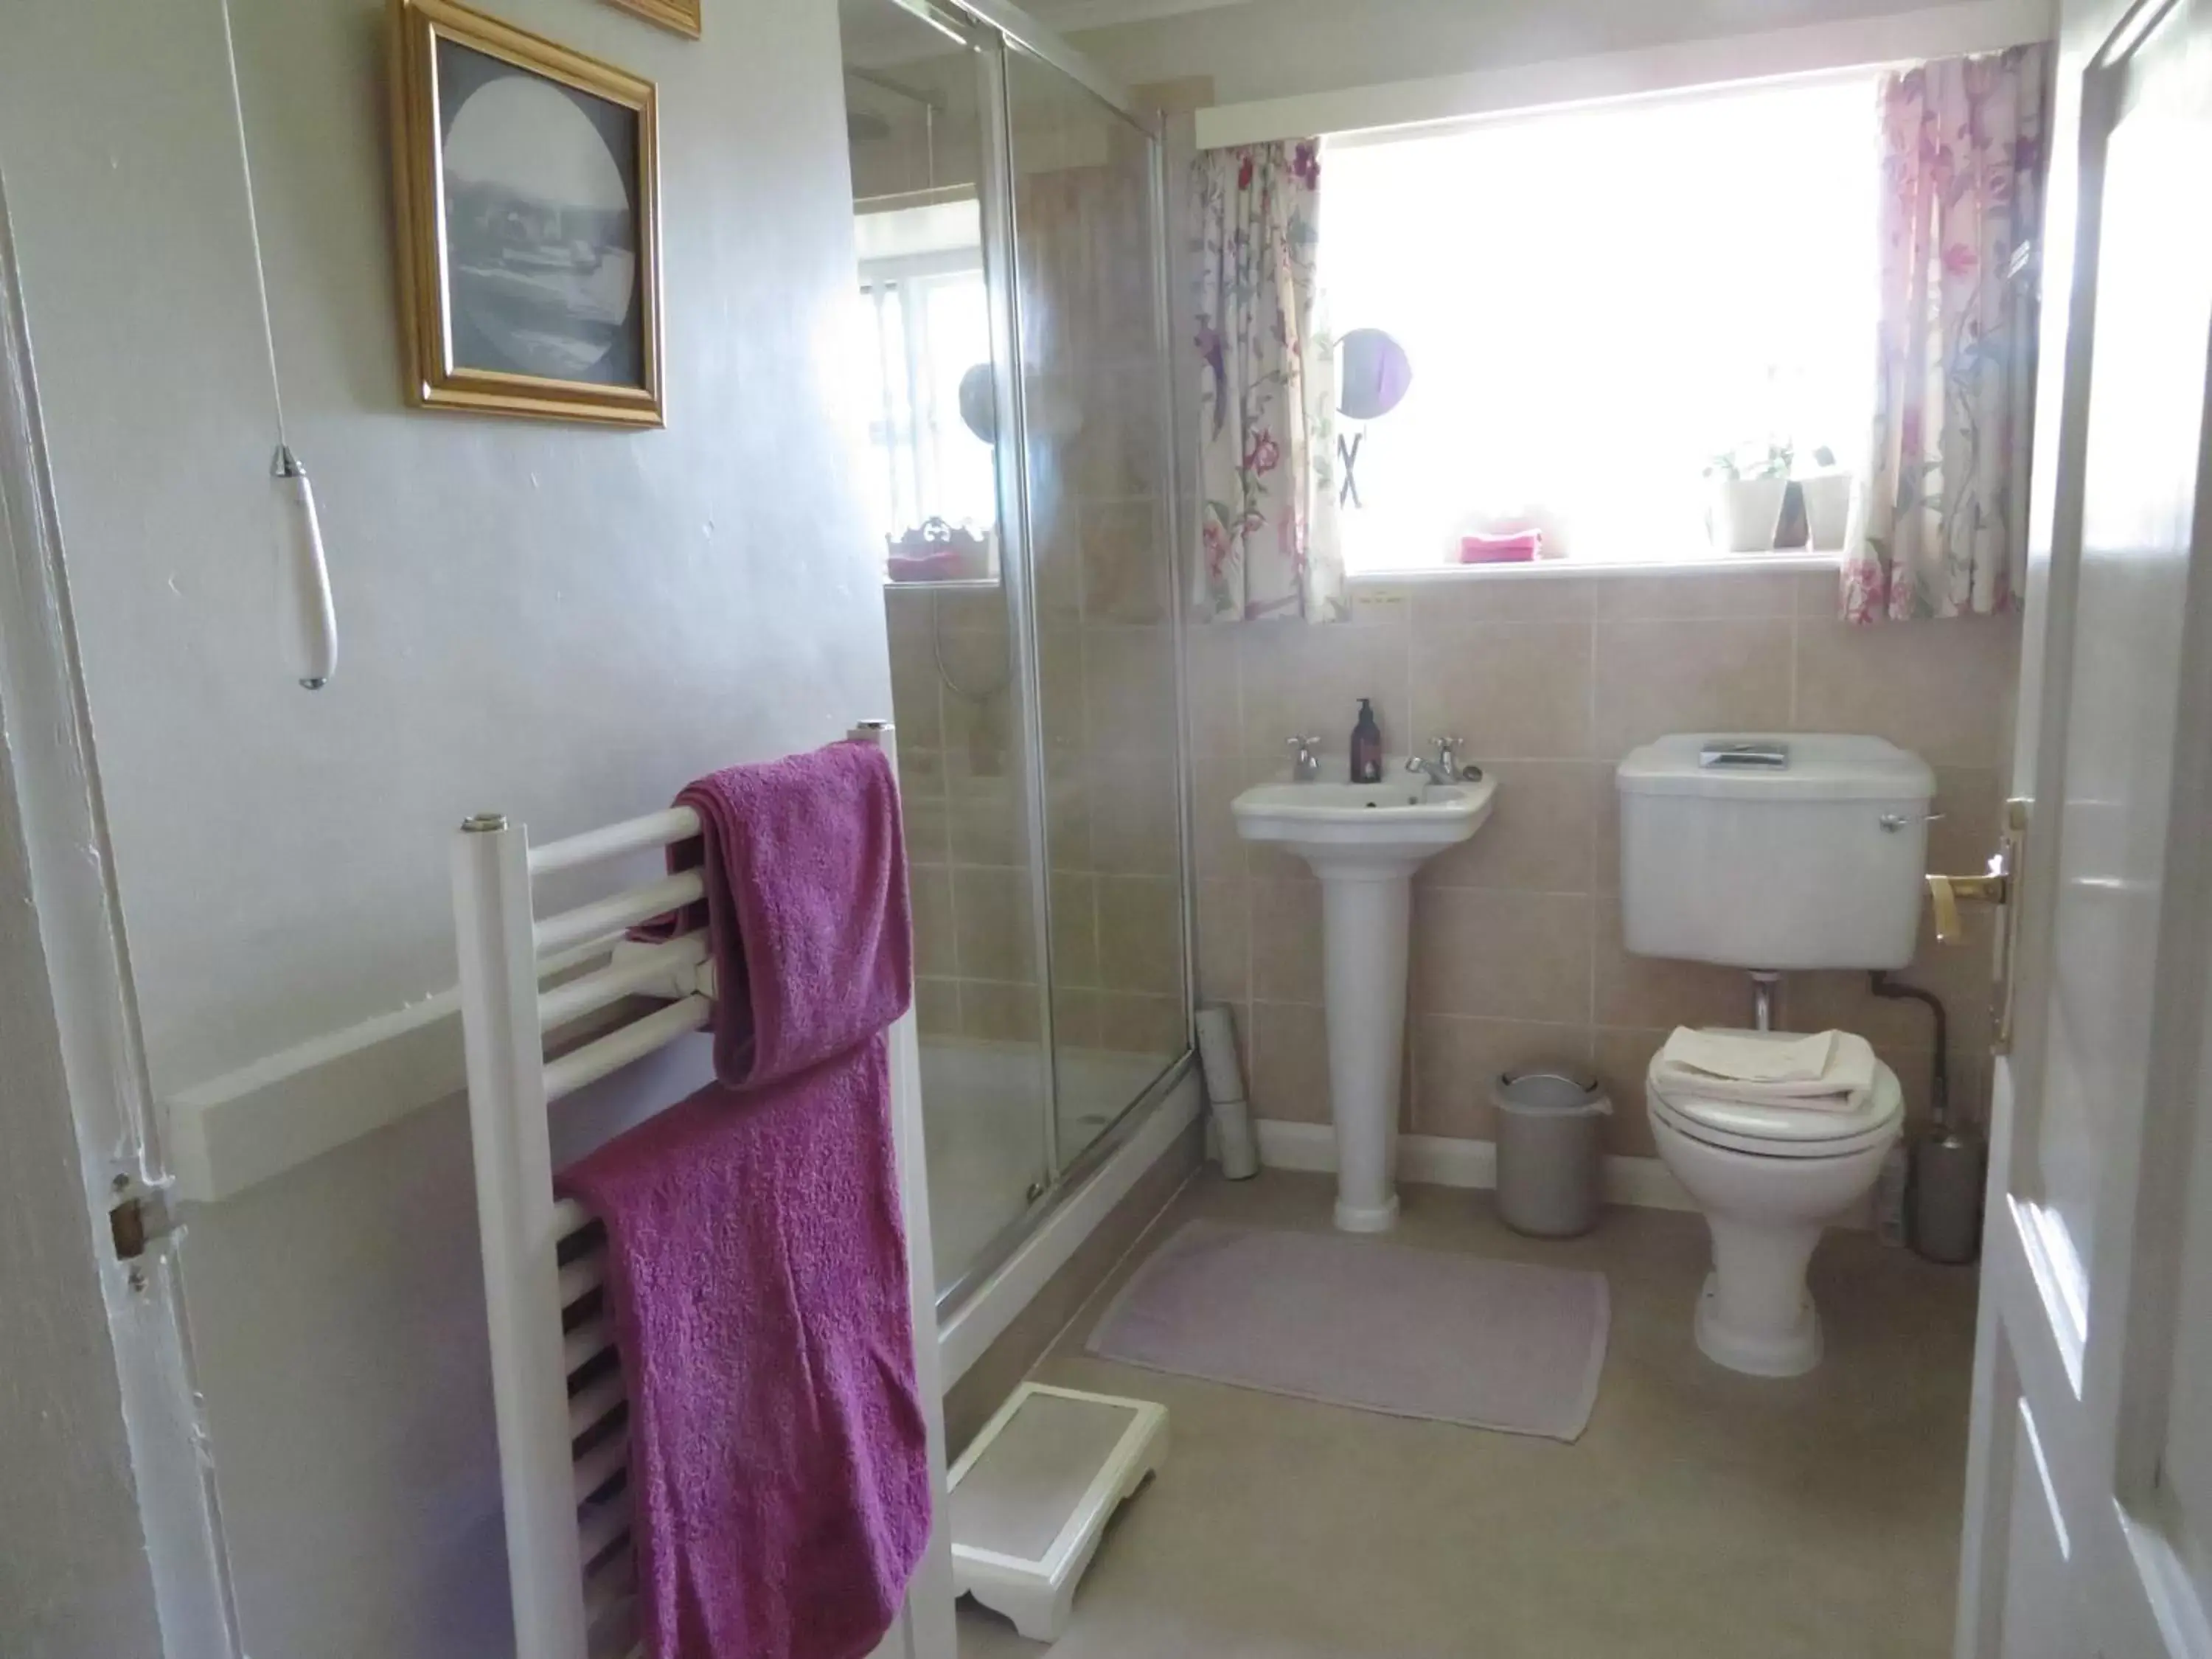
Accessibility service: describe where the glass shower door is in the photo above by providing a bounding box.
[1001,48,1189,1168]
[840,0,1051,1295]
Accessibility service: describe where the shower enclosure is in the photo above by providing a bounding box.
[838,0,1192,1309]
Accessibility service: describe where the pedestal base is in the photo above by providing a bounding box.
[1319,869,1413,1234]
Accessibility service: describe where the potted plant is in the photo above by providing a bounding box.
[1795,445,1852,551]
[1703,442,1792,554]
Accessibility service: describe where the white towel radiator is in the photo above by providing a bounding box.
[451,722,954,1659]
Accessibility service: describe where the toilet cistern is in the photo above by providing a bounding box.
[1233,754,1497,1231]
[1615,733,1935,1375]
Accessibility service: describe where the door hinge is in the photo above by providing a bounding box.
[108,1179,179,1262]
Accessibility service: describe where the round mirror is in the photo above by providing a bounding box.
[1338,328,1413,422]
[958,363,997,443]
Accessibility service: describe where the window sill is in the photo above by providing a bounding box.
[1348,552,1842,585]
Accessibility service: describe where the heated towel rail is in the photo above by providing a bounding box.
[451,722,953,1659]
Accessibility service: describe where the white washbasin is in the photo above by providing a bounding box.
[1232,771,1495,869]
[1229,763,1498,1233]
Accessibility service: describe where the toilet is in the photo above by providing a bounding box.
[1616,734,1935,1377]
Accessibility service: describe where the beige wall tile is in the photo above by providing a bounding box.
[1098,991,1185,1056]
[1787,908,1997,1057]
[1593,763,1621,892]
[1053,987,1103,1051]
[1592,616,1793,757]
[1196,877,1250,1002]
[1411,620,1593,759]
[1239,616,1412,758]
[942,686,1014,779]
[1411,1015,1590,1140]
[1590,1027,1666,1158]
[1189,759,1249,877]
[1049,872,1099,988]
[1037,627,1088,754]
[1250,998,1331,1122]
[1084,625,1180,745]
[1045,759,1093,872]
[1411,888,1592,1023]
[936,587,1011,636]
[1349,585,1419,628]
[1419,759,1597,892]
[887,633,945,748]
[1592,568,1804,619]
[900,742,947,799]
[1088,749,1181,874]
[884,585,933,647]
[914,976,959,1037]
[953,866,1034,981]
[1097,874,1183,992]
[910,866,956,981]
[1406,572,1597,627]
[1251,876,1324,1004]
[1026,491,1085,629]
[1593,905,1755,1029]
[947,787,1023,868]
[1792,564,1854,617]
[1081,498,1169,624]
[1184,623,1243,758]
[900,792,950,867]
[1792,613,2020,767]
[961,979,1044,1045]
[1927,765,2004,877]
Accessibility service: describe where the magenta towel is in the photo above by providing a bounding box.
[557,741,929,1659]
[667,740,911,1088]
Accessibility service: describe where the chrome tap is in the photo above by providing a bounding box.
[1286,734,1324,782]
[1406,734,1468,787]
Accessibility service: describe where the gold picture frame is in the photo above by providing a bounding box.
[605,0,701,39]
[389,0,664,427]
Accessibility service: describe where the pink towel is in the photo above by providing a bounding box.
[557,741,929,1659]
[667,740,911,1086]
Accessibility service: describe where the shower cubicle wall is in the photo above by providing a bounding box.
[841,0,1193,1309]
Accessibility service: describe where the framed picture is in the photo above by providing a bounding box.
[389,0,663,426]
[605,0,701,38]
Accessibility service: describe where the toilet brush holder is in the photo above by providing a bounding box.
[1911,1129,1985,1265]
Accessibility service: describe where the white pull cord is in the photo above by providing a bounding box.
[218,0,338,689]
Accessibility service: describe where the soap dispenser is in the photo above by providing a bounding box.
[1349,698,1383,783]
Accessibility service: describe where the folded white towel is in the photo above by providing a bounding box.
[1653,1027,1877,1113]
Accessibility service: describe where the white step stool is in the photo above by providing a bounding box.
[947,1382,1169,1642]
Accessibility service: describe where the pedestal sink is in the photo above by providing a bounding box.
[1231,768,1497,1231]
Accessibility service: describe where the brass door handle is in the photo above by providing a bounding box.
[1926,872,2010,944]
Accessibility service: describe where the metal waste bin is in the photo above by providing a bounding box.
[1492,1067,1612,1237]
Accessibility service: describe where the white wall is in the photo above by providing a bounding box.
[0,0,883,1652]
[1072,0,2002,107]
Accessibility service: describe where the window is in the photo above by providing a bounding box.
[853,196,1001,578]
[1321,77,1879,570]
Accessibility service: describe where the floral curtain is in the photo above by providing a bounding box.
[1844,44,2050,623]
[1192,140,1346,622]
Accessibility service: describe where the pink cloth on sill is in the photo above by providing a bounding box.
[1457,529,1543,563]
[557,740,928,1659]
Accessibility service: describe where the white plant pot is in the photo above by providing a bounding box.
[1798,473,1852,551]
[1705,476,1788,554]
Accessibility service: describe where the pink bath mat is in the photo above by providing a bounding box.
[1086,1220,1609,1441]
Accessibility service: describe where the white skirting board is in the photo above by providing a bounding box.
[1248,1119,1697,1214]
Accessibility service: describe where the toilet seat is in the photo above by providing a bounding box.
[1648,1058,1904,1160]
